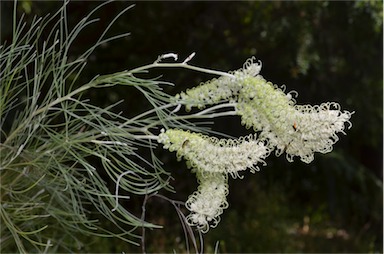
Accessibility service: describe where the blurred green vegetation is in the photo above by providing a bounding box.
[1,1,382,252]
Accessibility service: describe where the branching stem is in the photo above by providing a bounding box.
[129,62,235,78]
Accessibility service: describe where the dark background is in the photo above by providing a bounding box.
[1,1,382,252]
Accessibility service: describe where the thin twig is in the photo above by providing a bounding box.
[129,62,235,79]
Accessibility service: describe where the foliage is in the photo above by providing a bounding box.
[0,1,382,253]
[0,1,175,252]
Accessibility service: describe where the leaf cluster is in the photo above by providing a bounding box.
[0,1,176,252]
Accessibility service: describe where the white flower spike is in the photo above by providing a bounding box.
[158,128,270,232]
[175,58,262,111]
[158,129,271,178]
[236,75,353,163]
[185,171,229,233]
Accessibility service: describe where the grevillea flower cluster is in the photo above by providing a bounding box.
[236,76,353,163]
[185,172,229,233]
[174,58,262,111]
[158,58,353,232]
[175,59,353,163]
[158,129,270,177]
[158,129,270,230]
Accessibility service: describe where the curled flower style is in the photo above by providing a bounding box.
[185,172,229,233]
[158,129,270,178]
[240,56,263,77]
[174,59,262,111]
[236,76,353,163]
